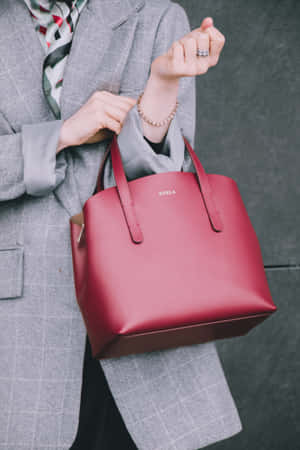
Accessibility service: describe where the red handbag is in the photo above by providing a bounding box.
[70,133,277,359]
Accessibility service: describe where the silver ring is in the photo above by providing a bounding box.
[196,48,209,57]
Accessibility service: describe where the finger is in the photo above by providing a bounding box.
[118,95,137,104]
[193,31,210,73]
[194,30,210,54]
[100,91,137,106]
[183,37,197,66]
[115,99,136,114]
[101,95,136,113]
[105,103,128,123]
[193,29,210,45]
[203,26,225,63]
[101,116,122,134]
[193,17,213,34]
[113,96,137,109]
[172,41,184,64]
[199,17,214,31]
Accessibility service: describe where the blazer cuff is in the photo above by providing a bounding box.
[21,119,66,196]
[116,102,186,180]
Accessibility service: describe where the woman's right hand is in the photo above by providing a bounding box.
[56,90,137,153]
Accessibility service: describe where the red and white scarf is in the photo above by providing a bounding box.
[24,0,88,118]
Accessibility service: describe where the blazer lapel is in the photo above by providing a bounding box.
[0,1,51,120]
[60,0,146,119]
[1,0,146,217]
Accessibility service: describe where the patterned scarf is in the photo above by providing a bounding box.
[24,0,88,118]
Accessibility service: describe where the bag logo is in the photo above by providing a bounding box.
[158,189,176,196]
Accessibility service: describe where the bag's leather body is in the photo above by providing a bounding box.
[70,134,277,359]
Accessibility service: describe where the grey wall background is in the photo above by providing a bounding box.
[177,1,299,449]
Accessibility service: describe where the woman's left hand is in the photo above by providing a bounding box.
[150,17,226,81]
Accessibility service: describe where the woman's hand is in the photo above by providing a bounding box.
[57,90,137,153]
[139,17,225,143]
[150,17,225,81]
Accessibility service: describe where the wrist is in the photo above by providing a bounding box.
[148,69,179,96]
[141,71,179,119]
[137,72,179,142]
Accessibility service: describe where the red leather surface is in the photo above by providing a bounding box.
[70,134,277,358]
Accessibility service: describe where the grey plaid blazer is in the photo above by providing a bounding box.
[0,0,243,448]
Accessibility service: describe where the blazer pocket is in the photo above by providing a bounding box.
[0,245,24,300]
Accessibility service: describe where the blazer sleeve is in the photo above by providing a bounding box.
[0,112,68,201]
[102,2,196,189]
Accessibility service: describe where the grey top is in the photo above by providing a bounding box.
[0,0,242,449]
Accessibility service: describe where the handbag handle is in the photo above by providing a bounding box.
[95,133,223,244]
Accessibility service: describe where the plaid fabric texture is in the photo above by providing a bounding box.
[0,0,243,448]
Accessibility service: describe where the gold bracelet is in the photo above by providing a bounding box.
[136,92,179,127]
